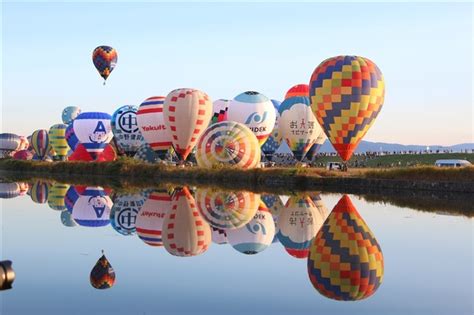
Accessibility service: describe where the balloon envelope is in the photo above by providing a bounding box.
[90,253,116,289]
[0,182,20,199]
[73,112,113,159]
[137,96,172,157]
[111,105,143,155]
[30,181,49,204]
[211,99,230,124]
[72,187,113,227]
[13,150,33,160]
[196,121,261,169]
[163,89,213,161]
[227,91,276,146]
[48,182,70,211]
[279,97,323,161]
[285,84,309,99]
[110,193,145,236]
[62,106,81,124]
[92,45,117,82]
[48,124,69,158]
[65,123,79,151]
[309,55,385,161]
[261,100,282,160]
[196,189,259,229]
[307,195,384,301]
[0,133,21,155]
[31,129,51,159]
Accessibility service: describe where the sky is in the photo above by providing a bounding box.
[1,2,473,146]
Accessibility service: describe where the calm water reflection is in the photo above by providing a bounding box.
[0,180,472,314]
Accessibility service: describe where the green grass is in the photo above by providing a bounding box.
[312,152,474,168]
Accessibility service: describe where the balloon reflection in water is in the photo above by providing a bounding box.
[90,251,115,289]
[135,190,172,246]
[60,211,77,227]
[196,189,259,230]
[30,181,50,204]
[72,187,113,227]
[226,201,275,255]
[0,182,20,199]
[307,195,384,301]
[211,227,228,245]
[48,183,70,211]
[110,193,145,236]
[163,187,211,257]
[277,195,327,259]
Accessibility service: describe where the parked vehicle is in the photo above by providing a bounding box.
[434,159,472,167]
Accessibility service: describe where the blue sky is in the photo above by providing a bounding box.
[1,2,472,145]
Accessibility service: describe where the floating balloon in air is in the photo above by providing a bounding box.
[196,121,261,169]
[135,190,172,246]
[309,56,385,161]
[307,195,384,301]
[73,112,113,160]
[62,106,82,125]
[196,189,259,230]
[92,45,117,84]
[90,251,116,289]
[137,96,172,160]
[163,187,211,257]
[163,89,213,161]
[111,105,143,156]
[227,91,276,145]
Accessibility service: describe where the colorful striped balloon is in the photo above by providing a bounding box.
[31,129,51,159]
[92,45,117,83]
[196,121,261,169]
[196,189,259,229]
[30,180,49,204]
[48,182,70,211]
[285,84,309,99]
[307,195,384,301]
[135,190,172,246]
[90,253,115,289]
[137,96,172,159]
[309,56,385,161]
[163,89,213,161]
[48,124,69,160]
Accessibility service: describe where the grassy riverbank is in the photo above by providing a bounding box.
[0,158,473,193]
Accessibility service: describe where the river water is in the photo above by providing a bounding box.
[0,180,472,315]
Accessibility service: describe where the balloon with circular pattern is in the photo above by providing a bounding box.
[309,56,385,161]
[111,105,143,156]
[196,121,261,169]
[110,193,146,236]
[137,96,172,160]
[307,195,384,301]
[162,187,211,257]
[62,106,82,125]
[163,89,213,161]
[227,91,276,146]
[196,189,259,230]
[92,45,118,84]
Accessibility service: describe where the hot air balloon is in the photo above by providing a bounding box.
[111,105,143,156]
[30,180,49,204]
[48,124,69,160]
[309,56,385,161]
[261,99,282,161]
[261,193,285,237]
[90,251,116,289]
[211,99,230,124]
[18,136,29,150]
[72,187,113,227]
[96,144,117,162]
[135,190,172,246]
[110,193,145,236]
[48,182,70,211]
[136,96,172,160]
[17,182,29,196]
[92,45,117,84]
[133,143,159,163]
[211,227,228,245]
[227,91,276,145]
[162,187,211,257]
[62,106,82,125]
[196,121,261,169]
[304,133,327,162]
[226,201,275,255]
[73,112,113,160]
[64,185,82,213]
[0,133,21,157]
[307,195,384,301]
[31,129,51,160]
[13,150,33,160]
[60,210,77,227]
[65,123,79,151]
[279,96,324,161]
[277,195,327,259]
[0,182,20,199]
[163,88,213,161]
[196,189,259,230]
[285,84,309,99]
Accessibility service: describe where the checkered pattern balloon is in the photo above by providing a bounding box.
[307,195,384,301]
[90,253,116,289]
[309,56,385,161]
[196,121,261,169]
[92,45,117,82]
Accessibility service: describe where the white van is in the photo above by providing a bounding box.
[434,159,472,167]
[326,162,344,170]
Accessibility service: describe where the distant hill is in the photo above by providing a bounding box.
[276,140,474,154]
